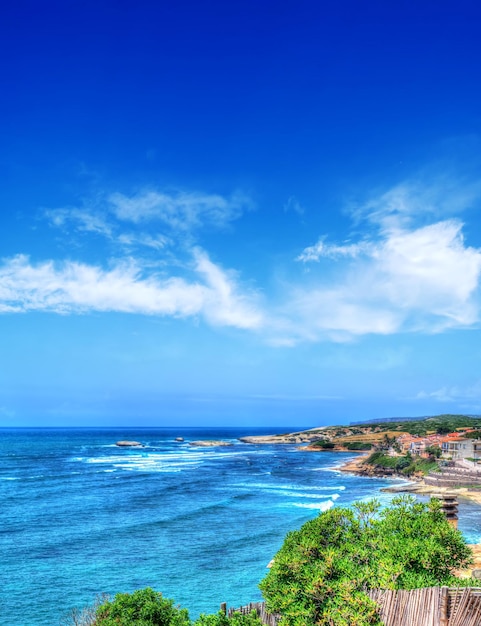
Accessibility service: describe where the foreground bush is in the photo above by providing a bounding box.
[259,496,473,626]
[65,589,262,626]
[94,588,190,626]
[366,451,438,476]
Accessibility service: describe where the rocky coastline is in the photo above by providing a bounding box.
[239,429,326,445]
[336,452,481,506]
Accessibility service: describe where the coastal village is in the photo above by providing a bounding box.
[242,416,481,507]
[239,415,481,486]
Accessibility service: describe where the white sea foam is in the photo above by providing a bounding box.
[278,491,333,499]
[83,452,204,473]
[290,500,335,511]
[231,482,344,491]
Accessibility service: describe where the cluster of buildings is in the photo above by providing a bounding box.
[397,430,481,461]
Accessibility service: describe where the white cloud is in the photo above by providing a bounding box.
[297,237,372,262]
[415,380,481,404]
[193,249,263,329]
[0,252,263,330]
[108,189,251,230]
[283,196,305,216]
[45,208,113,237]
[44,187,253,258]
[377,220,481,324]
[354,178,481,232]
[117,233,171,250]
[415,388,457,403]
[287,181,481,343]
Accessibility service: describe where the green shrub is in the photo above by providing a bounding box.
[345,442,372,450]
[312,440,335,449]
[94,588,190,626]
[68,591,264,626]
[425,445,442,458]
[260,496,473,626]
[365,452,438,476]
[194,611,262,625]
[365,452,398,468]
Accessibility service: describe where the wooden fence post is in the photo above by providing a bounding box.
[439,586,449,626]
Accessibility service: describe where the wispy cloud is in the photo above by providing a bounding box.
[44,207,113,238]
[286,178,481,343]
[297,237,372,261]
[283,196,305,216]
[109,189,251,229]
[45,187,253,252]
[0,252,263,330]
[353,177,481,231]
[415,380,481,404]
[117,232,171,250]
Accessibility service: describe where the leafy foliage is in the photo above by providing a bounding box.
[345,441,373,450]
[194,611,262,625]
[311,440,335,449]
[425,445,442,458]
[66,590,263,626]
[260,496,473,626]
[365,451,438,476]
[94,588,190,626]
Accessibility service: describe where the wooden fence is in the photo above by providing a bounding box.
[226,601,280,625]
[227,587,481,625]
[369,586,481,626]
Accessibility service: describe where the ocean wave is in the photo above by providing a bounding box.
[231,482,345,491]
[278,491,334,499]
[290,500,335,511]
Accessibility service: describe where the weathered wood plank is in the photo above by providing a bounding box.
[228,588,481,626]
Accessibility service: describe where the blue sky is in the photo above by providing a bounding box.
[2,0,481,426]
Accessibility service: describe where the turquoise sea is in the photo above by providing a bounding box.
[2,427,481,626]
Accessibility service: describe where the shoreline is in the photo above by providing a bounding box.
[336,454,481,506]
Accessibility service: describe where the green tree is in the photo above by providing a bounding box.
[94,588,190,626]
[425,445,442,458]
[259,496,473,626]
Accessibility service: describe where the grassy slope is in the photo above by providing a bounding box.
[316,414,481,448]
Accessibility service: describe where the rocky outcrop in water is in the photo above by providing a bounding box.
[115,440,143,447]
